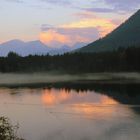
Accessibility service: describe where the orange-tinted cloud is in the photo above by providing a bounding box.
[62,17,116,37]
[40,13,117,47]
[40,30,70,47]
[40,28,98,47]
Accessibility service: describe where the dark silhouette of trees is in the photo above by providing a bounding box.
[0,46,140,73]
[0,117,24,140]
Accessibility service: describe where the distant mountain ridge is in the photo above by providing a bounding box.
[0,40,86,56]
[0,40,50,56]
[78,9,140,52]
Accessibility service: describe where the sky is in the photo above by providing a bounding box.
[0,0,140,47]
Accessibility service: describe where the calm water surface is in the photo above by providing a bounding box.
[0,85,140,140]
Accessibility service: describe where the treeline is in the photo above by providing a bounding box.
[0,46,140,73]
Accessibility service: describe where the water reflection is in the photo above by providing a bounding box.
[42,89,72,105]
[42,88,118,106]
[0,84,140,140]
[41,89,120,119]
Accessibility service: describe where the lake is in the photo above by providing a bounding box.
[0,83,140,140]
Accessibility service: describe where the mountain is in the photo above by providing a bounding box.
[0,40,26,56]
[0,40,86,56]
[72,42,88,50]
[48,42,88,55]
[78,10,140,53]
[48,45,71,55]
[0,40,51,56]
[24,40,51,56]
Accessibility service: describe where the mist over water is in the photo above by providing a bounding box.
[0,72,140,86]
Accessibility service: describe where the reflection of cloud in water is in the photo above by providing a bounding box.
[73,104,119,119]
[42,89,72,105]
[71,97,118,119]
[42,88,118,106]
[100,96,118,105]
[42,88,122,119]
[0,87,139,140]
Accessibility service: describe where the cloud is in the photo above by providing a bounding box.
[84,7,115,13]
[5,0,24,3]
[40,14,117,47]
[40,30,70,47]
[91,0,140,13]
[79,0,140,14]
[41,0,71,6]
[74,11,96,19]
[61,16,116,37]
[104,0,140,12]
[40,28,99,47]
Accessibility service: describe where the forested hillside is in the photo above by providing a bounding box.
[78,10,140,52]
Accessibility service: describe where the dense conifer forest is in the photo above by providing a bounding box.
[0,46,140,73]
